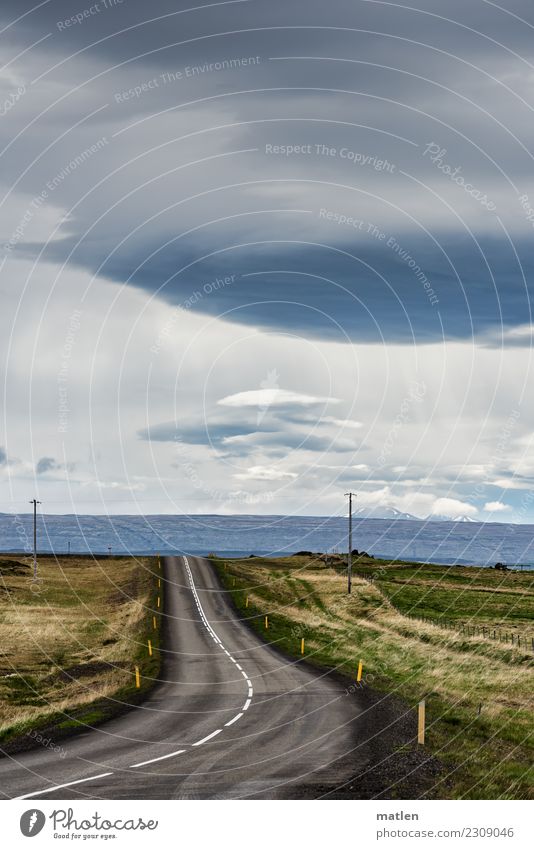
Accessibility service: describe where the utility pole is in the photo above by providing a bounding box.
[29,498,41,581]
[345,492,356,593]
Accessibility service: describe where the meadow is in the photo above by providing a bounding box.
[214,554,533,799]
[0,554,161,749]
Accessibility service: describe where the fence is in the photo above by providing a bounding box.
[328,559,534,652]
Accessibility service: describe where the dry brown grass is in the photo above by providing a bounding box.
[0,555,155,737]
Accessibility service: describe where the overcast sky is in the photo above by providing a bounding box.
[1,0,534,520]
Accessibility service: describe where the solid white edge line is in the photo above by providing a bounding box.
[224,712,243,727]
[130,750,186,768]
[192,728,222,746]
[15,772,113,800]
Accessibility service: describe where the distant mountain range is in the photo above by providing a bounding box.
[352,506,418,520]
[352,506,479,522]
[430,514,477,523]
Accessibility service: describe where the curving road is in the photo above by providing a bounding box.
[0,556,364,799]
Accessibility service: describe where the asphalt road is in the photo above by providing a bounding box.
[0,555,364,799]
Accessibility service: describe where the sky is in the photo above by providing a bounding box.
[1,0,534,520]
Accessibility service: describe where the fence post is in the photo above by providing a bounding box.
[418,700,425,745]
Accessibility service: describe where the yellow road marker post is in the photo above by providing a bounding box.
[148,640,153,657]
[301,638,305,655]
[246,596,249,608]
[135,666,140,688]
[153,616,157,630]
[264,615,269,629]
[357,660,363,682]
[157,596,160,609]
[418,700,426,745]
[158,578,161,588]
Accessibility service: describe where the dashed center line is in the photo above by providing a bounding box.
[15,772,113,800]
[130,556,253,769]
[130,750,186,769]
[224,712,243,727]
[183,556,253,744]
[16,555,256,794]
[193,728,222,746]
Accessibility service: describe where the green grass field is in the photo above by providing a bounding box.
[213,554,533,800]
[352,558,533,641]
[0,554,162,748]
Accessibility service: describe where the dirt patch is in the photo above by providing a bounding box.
[50,661,128,683]
[0,559,31,575]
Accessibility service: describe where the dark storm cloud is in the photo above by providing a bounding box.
[220,429,359,457]
[3,0,534,344]
[33,227,533,344]
[36,456,60,474]
[137,421,262,443]
[139,415,360,455]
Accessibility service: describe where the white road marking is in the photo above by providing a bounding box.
[183,555,254,743]
[130,750,186,769]
[193,728,222,746]
[124,556,254,769]
[224,712,243,727]
[15,772,113,800]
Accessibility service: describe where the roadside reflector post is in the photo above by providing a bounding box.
[135,666,140,689]
[148,640,153,657]
[233,578,236,587]
[418,699,425,745]
[158,578,161,588]
[246,596,249,608]
[357,660,363,682]
[264,615,269,629]
[157,596,160,609]
[301,637,305,655]
[153,616,157,630]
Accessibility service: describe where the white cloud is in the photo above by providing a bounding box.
[320,417,362,429]
[484,501,511,512]
[234,466,297,481]
[431,498,478,517]
[218,389,339,408]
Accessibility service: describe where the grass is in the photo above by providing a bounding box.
[352,558,533,639]
[0,554,162,747]
[213,553,533,800]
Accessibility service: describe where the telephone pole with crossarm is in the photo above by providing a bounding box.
[345,492,356,593]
